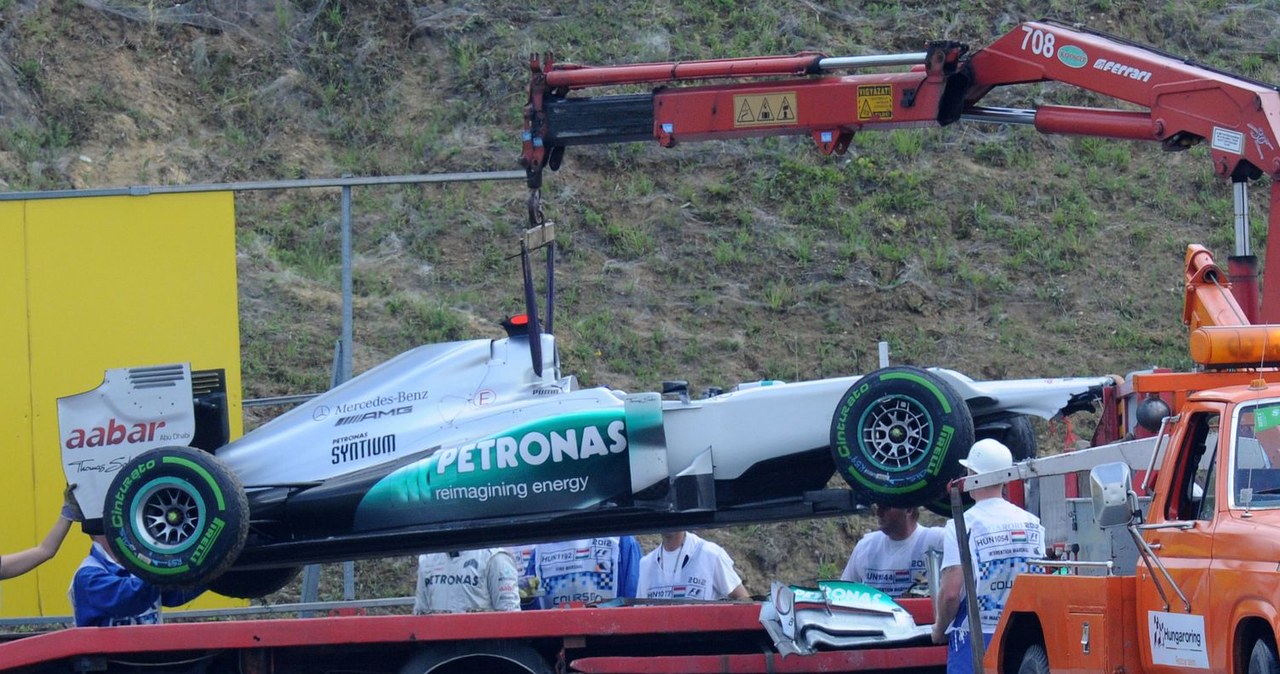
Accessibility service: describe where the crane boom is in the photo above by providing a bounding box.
[521,20,1280,319]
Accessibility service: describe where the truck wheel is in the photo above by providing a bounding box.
[105,446,249,588]
[1249,638,1280,674]
[1018,643,1050,674]
[209,566,301,599]
[924,415,1036,516]
[400,641,552,674]
[830,366,974,507]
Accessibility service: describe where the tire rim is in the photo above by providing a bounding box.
[132,477,205,554]
[860,396,933,471]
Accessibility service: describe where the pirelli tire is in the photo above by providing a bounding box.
[104,446,249,589]
[830,366,974,508]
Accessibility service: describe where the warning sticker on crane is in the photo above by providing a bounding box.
[1211,127,1244,155]
[857,84,894,121]
[733,92,797,128]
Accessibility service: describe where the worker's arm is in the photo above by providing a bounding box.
[713,546,749,600]
[488,551,521,612]
[0,517,73,580]
[618,536,641,598]
[931,565,963,644]
[413,555,431,614]
[71,565,160,626]
[1,486,81,581]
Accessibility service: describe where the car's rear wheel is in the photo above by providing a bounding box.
[105,446,249,588]
[829,366,974,507]
[209,566,301,599]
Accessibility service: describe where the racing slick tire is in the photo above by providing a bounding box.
[924,414,1036,516]
[104,446,249,589]
[830,366,974,508]
[209,566,301,599]
[1001,414,1038,461]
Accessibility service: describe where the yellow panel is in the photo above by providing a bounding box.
[4,193,246,617]
[0,201,41,614]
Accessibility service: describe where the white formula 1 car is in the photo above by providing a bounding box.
[58,237,1110,597]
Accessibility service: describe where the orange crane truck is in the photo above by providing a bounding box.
[961,243,1280,674]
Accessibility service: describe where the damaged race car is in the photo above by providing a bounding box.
[58,233,1111,598]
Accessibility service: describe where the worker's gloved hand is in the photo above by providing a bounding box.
[518,576,541,601]
[61,483,83,522]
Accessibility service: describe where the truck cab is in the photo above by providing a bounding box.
[987,382,1280,674]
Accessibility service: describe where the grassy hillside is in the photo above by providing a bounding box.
[3,0,1278,602]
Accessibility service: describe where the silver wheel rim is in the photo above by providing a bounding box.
[861,396,932,470]
[134,482,202,550]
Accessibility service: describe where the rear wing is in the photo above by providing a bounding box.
[57,364,229,528]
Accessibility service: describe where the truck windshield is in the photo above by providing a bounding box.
[1232,401,1280,509]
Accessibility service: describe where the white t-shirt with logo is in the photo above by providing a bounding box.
[841,525,945,596]
[941,498,1045,634]
[637,533,743,601]
[414,548,520,614]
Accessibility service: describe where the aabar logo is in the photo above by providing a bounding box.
[65,419,167,449]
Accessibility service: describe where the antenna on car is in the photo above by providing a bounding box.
[520,222,556,377]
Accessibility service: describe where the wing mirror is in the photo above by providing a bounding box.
[1090,461,1137,528]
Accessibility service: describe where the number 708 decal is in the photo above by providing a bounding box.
[1020,26,1056,58]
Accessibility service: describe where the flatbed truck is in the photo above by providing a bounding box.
[0,602,943,674]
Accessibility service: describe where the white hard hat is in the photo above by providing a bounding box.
[960,438,1013,473]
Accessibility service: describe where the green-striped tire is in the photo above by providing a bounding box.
[829,366,974,507]
[105,446,249,588]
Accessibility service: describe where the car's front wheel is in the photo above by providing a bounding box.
[104,446,249,588]
[829,366,974,507]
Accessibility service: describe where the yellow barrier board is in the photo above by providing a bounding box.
[1,193,246,618]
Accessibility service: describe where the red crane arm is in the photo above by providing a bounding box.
[967,21,1280,181]
[520,20,1280,319]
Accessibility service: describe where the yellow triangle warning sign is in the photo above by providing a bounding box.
[859,99,873,119]
[732,92,799,128]
[758,99,774,122]
[777,96,795,121]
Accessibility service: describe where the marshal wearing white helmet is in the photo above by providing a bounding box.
[930,439,1046,674]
